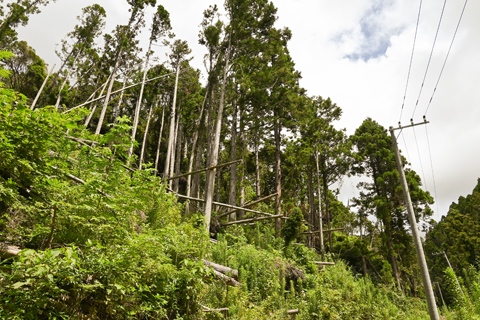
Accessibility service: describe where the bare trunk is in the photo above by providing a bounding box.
[186,85,209,198]
[139,101,155,169]
[154,105,165,174]
[84,74,111,127]
[163,63,180,180]
[173,120,183,192]
[255,129,261,198]
[238,103,245,218]
[95,47,123,135]
[307,163,315,248]
[31,64,55,110]
[382,210,402,289]
[204,41,231,232]
[169,113,180,189]
[55,51,81,110]
[112,70,129,123]
[228,88,237,220]
[315,143,324,257]
[274,117,282,237]
[320,156,333,251]
[129,40,153,158]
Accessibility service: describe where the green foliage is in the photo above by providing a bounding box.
[281,207,306,247]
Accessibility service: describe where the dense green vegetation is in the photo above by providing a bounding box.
[1,0,479,319]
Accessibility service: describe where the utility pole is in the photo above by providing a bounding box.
[389,117,439,320]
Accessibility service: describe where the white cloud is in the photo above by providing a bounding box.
[15,0,480,219]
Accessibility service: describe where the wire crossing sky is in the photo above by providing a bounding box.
[16,0,480,220]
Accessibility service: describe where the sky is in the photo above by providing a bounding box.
[16,0,480,221]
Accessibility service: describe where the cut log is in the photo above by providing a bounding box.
[211,269,241,287]
[216,192,278,219]
[0,243,22,259]
[313,261,335,266]
[221,214,285,226]
[287,309,299,314]
[203,259,238,280]
[202,308,229,313]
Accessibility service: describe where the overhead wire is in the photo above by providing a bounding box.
[399,0,423,122]
[425,125,440,216]
[425,0,469,116]
[412,126,428,191]
[411,0,448,119]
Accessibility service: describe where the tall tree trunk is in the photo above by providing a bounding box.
[274,117,282,237]
[320,155,333,250]
[169,113,180,188]
[204,41,231,232]
[254,127,261,199]
[129,40,153,158]
[382,209,402,289]
[95,47,123,135]
[154,105,165,174]
[238,103,245,219]
[163,63,181,180]
[84,74,110,127]
[228,87,237,220]
[185,88,209,213]
[173,120,183,192]
[139,101,155,169]
[54,51,81,110]
[31,64,55,110]
[315,142,324,257]
[112,69,129,123]
[307,163,315,248]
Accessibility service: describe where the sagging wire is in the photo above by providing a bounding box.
[399,0,423,122]
[411,0,448,119]
[425,0,469,116]
[425,125,441,216]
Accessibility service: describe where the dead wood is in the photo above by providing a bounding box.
[0,243,22,259]
[202,259,238,280]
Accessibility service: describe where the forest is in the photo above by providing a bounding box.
[0,0,479,319]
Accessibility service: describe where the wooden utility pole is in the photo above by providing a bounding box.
[389,118,439,320]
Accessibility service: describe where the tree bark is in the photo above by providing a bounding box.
[31,64,55,110]
[274,117,282,237]
[315,142,324,257]
[95,47,123,135]
[254,128,261,198]
[84,74,110,127]
[307,162,315,248]
[139,101,155,169]
[129,40,153,158]
[228,86,237,220]
[173,120,183,192]
[320,156,333,250]
[163,63,180,180]
[204,41,231,232]
[154,104,165,174]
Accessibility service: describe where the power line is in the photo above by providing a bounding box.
[411,0,448,119]
[425,0,469,116]
[399,0,423,122]
[412,125,428,191]
[425,125,440,216]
